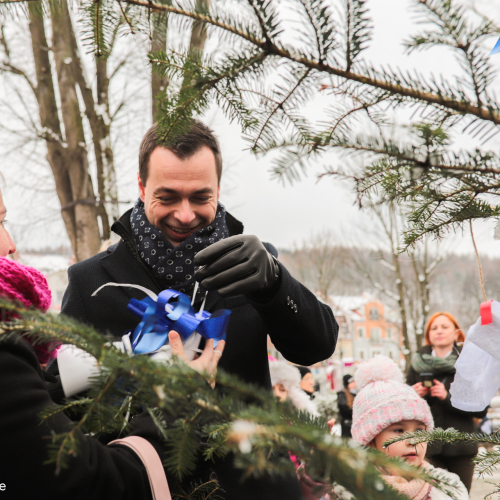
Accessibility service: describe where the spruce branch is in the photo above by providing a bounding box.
[109,0,500,124]
[1,300,448,499]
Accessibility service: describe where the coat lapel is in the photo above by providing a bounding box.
[99,241,162,300]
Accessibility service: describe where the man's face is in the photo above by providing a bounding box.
[139,146,220,247]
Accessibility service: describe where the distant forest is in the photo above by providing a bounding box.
[279,246,500,334]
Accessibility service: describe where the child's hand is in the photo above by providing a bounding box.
[412,382,429,397]
[430,379,447,401]
[169,331,225,388]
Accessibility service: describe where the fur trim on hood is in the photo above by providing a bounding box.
[269,360,319,417]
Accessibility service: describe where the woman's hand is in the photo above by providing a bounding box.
[327,418,336,433]
[169,331,225,388]
[412,382,429,398]
[430,379,448,401]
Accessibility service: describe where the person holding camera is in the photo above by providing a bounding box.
[406,311,487,492]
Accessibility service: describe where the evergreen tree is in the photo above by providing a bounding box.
[1,0,500,496]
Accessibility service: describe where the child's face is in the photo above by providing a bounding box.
[273,383,288,402]
[373,420,427,467]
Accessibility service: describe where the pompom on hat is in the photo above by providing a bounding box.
[352,356,433,445]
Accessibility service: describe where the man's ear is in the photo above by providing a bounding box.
[216,184,220,202]
[138,172,146,203]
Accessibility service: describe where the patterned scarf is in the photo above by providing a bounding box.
[131,199,229,303]
[410,351,458,375]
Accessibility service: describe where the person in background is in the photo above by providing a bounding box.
[406,311,487,492]
[349,356,468,500]
[269,358,324,499]
[298,366,316,399]
[337,374,356,438]
[0,183,225,499]
[269,359,318,416]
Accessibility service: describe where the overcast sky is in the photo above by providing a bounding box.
[2,0,500,258]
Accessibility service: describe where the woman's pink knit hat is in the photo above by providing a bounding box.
[351,356,434,445]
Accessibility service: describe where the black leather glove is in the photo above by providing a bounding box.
[194,235,280,296]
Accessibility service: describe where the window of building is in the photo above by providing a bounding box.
[386,327,393,340]
[372,350,382,357]
[357,326,365,339]
[369,307,380,320]
[359,351,365,360]
[371,327,381,342]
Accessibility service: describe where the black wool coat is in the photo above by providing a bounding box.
[406,344,488,457]
[336,390,354,438]
[60,209,338,500]
[61,209,338,389]
[0,334,175,500]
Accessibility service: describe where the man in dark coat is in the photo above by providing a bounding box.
[61,121,338,499]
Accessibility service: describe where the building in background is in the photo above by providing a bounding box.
[328,293,403,364]
[268,292,403,393]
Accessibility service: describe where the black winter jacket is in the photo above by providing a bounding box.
[406,344,487,457]
[336,390,354,438]
[61,209,338,389]
[60,209,338,499]
[0,334,170,500]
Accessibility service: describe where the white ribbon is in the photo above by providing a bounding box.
[92,282,158,301]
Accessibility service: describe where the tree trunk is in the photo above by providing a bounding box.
[187,0,209,61]
[151,0,210,120]
[392,252,413,369]
[49,1,101,261]
[96,57,119,230]
[151,13,169,121]
[28,14,78,252]
[65,7,118,239]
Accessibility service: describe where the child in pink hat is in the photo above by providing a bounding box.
[350,356,469,500]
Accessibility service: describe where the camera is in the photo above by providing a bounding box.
[421,372,434,388]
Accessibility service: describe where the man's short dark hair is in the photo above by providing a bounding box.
[139,121,222,185]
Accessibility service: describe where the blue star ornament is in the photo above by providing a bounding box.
[490,38,500,56]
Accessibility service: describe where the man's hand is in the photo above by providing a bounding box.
[412,382,429,398]
[194,235,279,296]
[169,331,225,388]
[430,379,448,401]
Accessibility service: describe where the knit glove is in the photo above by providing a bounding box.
[194,235,280,296]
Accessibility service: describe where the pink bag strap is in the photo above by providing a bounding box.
[109,436,172,500]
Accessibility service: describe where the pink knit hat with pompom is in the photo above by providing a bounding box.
[351,355,433,445]
[0,257,53,363]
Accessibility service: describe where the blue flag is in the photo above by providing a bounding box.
[490,38,500,56]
